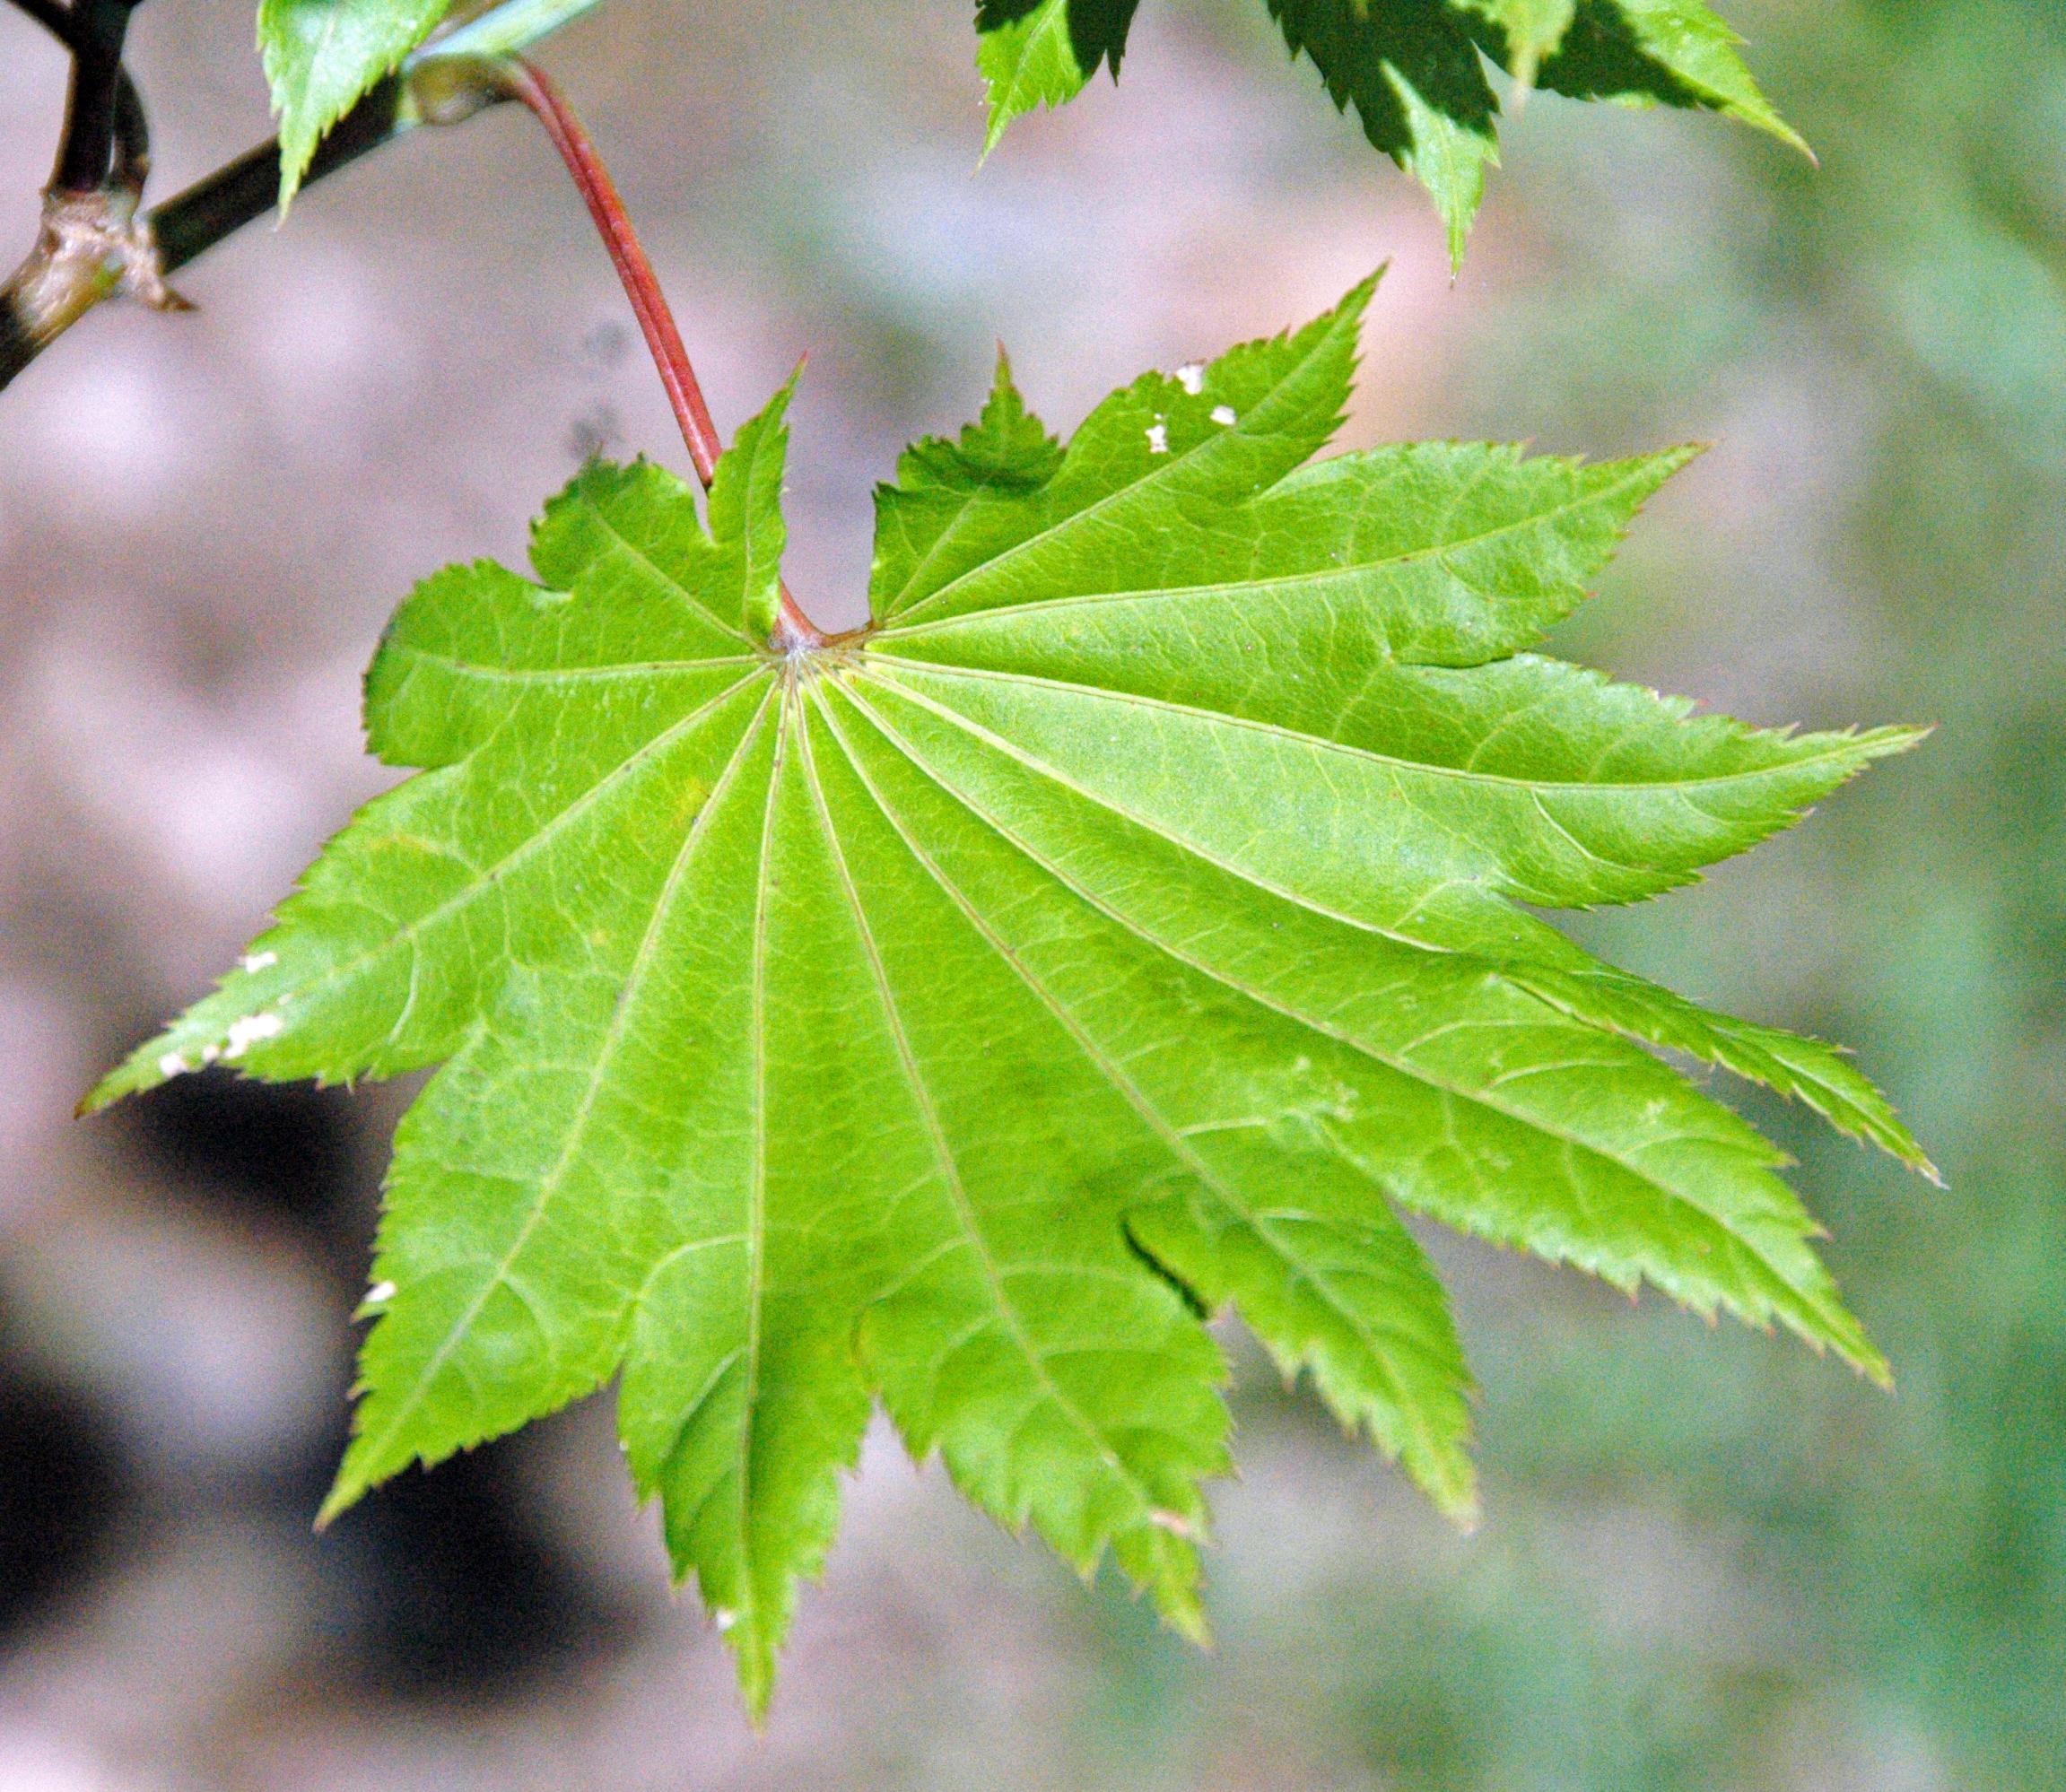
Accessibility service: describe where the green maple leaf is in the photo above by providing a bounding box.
[260,0,455,204]
[1458,0,1577,91]
[257,0,603,205]
[974,0,1145,153]
[89,276,1927,1714]
[973,0,1807,261]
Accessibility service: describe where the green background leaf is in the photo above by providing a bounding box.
[974,0,1144,151]
[260,0,456,204]
[973,0,1804,257]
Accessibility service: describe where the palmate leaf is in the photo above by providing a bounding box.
[92,276,1926,1714]
[973,0,1806,261]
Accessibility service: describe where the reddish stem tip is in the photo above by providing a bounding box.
[501,57,722,486]
[501,57,824,648]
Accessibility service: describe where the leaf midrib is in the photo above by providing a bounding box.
[853,665,1516,966]
[876,454,1672,644]
[988,0,1075,134]
[730,684,787,1658]
[867,654,1883,798]
[383,644,756,686]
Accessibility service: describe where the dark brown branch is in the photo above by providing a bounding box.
[0,0,181,388]
[0,1,597,396]
[152,79,411,276]
[5,0,151,192]
[53,0,144,193]
[0,70,447,392]
[495,56,823,647]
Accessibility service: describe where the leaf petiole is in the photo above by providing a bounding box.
[491,56,824,648]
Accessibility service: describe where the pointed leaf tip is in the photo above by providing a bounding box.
[712,373,801,640]
[313,1472,362,1531]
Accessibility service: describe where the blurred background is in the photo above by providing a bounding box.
[0,0,2059,1785]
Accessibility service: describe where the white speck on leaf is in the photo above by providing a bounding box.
[1148,1508,1197,1539]
[365,1280,397,1306]
[240,951,278,973]
[1211,405,1237,427]
[1175,362,1204,395]
[157,1052,189,1079]
[222,1012,284,1060]
[714,1608,737,1632]
[1146,419,1170,455]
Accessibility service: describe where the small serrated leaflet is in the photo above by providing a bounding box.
[261,0,454,204]
[974,0,1143,152]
